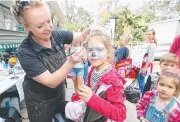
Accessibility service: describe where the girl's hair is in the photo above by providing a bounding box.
[147,29,157,45]
[86,28,114,63]
[157,69,180,96]
[11,0,49,25]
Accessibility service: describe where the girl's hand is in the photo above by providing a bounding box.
[67,50,83,65]
[77,85,93,102]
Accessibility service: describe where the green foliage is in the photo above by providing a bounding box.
[110,7,148,41]
[63,23,84,32]
[100,8,110,25]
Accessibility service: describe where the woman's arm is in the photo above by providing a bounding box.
[18,48,84,88]
[72,28,90,45]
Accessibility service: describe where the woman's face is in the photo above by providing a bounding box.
[24,5,53,41]
[145,31,154,42]
[87,38,108,67]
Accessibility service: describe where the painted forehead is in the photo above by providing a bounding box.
[87,41,105,48]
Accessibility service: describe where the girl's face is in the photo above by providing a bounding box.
[87,38,108,67]
[145,31,154,42]
[160,61,178,72]
[24,5,53,41]
[157,76,177,100]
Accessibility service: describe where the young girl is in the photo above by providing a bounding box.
[136,69,180,122]
[70,43,86,91]
[65,28,126,122]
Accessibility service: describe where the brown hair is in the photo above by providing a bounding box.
[157,69,180,97]
[160,53,179,65]
[147,29,157,45]
[11,0,49,25]
[86,28,114,63]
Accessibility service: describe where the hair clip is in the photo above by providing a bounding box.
[16,0,32,11]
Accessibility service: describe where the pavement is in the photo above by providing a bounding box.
[20,78,139,122]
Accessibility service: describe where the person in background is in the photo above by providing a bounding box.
[142,53,179,96]
[138,29,157,93]
[70,43,86,91]
[136,69,180,122]
[169,34,180,68]
[11,1,89,122]
[115,36,130,64]
[65,28,126,122]
[80,26,89,83]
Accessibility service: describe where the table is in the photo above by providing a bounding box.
[0,74,25,102]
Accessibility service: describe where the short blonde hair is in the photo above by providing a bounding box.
[86,27,114,62]
[11,0,50,25]
[160,53,179,65]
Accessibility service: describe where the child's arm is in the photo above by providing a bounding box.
[168,102,180,122]
[86,84,126,122]
[136,91,154,119]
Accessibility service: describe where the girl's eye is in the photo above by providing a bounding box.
[159,83,164,86]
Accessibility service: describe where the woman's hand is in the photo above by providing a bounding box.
[77,85,93,102]
[67,50,84,65]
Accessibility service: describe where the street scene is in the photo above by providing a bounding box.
[0,0,180,122]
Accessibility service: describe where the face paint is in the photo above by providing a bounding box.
[87,42,107,59]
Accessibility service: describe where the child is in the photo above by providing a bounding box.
[65,28,126,122]
[143,53,178,95]
[136,69,180,122]
[70,43,86,91]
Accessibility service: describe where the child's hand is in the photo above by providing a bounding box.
[139,117,149,122]
[77,85,93,102]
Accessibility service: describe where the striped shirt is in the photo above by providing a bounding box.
[90,66,111,90]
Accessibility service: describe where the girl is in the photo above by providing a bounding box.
[70,43,86,91]
[65,28,126,122]
[136,69,180,122]
[138,29,157,93]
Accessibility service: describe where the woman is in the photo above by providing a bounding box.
[139,29,157,93]
[11,1,89,122]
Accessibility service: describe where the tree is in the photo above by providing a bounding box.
[137,0,180,23]
[111,7,147,41]
[63,0,93,31]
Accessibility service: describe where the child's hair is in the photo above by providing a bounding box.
[157,69,180,96]
[160,53,179,65]
[86,27,114,62]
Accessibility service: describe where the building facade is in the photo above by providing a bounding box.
[0,1,66,53]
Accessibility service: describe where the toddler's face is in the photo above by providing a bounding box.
[157,76,176,100]
[87,39,107,67]
[160,61,178,72]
